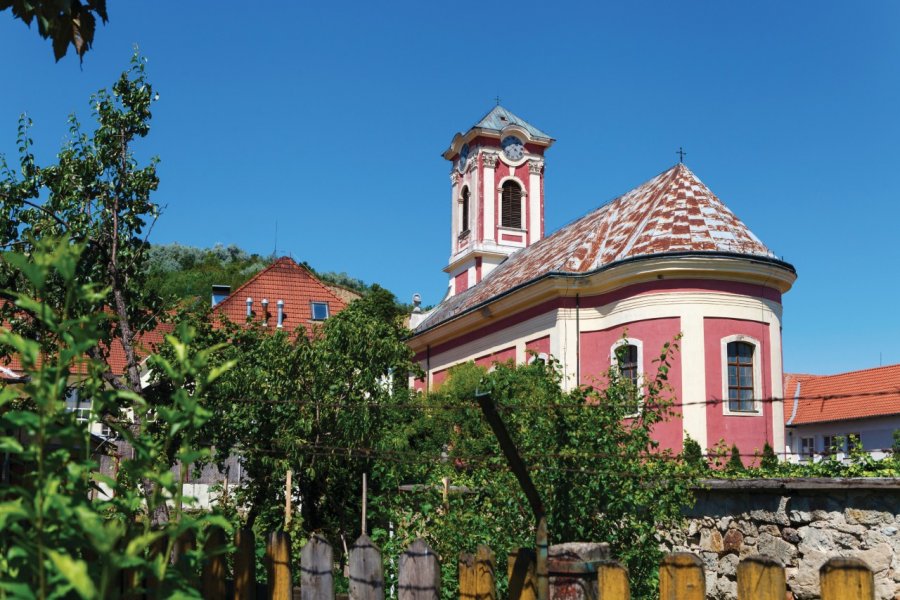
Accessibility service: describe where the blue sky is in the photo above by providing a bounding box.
[2,2,899,375]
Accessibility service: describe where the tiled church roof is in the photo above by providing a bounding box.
[416,163,780,332]
[785,364,900,426]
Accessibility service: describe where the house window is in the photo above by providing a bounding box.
[65,388,91,423]
[800,436,815,459]
[726,341,755,412]
[460,187,470,235]
[823,435,839,455]
[501,181,522,229]
[311,302,329,321]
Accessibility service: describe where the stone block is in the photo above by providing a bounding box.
[758,532,797,565]
[700,528,724,553]
[782,527,801,544]
[722,528,743,554]
[857,543,893,573]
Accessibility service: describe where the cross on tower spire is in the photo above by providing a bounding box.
[495,95,501,106]
[676,147,687,163]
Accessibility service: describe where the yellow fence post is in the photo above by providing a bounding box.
[596,560,629,600]
[474,545,496,600]
[820,557,874,600]
[267,531,293,600]
[659,553,705,600]
[507,548,537,600]
[235,527,257,600]
[201,526,228,599]
[737,555,785,600]
[459,552,475,600]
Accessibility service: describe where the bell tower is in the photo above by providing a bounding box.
[443,106,554,297]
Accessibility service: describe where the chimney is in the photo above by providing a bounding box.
[246,297,252,318]
[211,284,231,307]
[277,299,285,328]
[261,298,269,326]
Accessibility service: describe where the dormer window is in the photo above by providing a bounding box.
[501,181,522,229]
[311,302,329,321]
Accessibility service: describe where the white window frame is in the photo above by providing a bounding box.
[310,301,330,321]
[799,436,815,460]
[721,334,763,416]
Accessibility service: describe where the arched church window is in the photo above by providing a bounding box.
[460,187,470,234]
[727,341,755,412]
[501,181,522,229]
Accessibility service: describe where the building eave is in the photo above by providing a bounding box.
[409,252,796,353]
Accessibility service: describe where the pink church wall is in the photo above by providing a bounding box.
[432,368,449,390]
[525,335,551,358]
[580,318,684,452]
[455,270,469,295]
[703,317,774,457]
[475,346,516,369]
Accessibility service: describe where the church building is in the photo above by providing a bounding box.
[408,106,797,454]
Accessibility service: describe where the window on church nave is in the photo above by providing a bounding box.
[501,181,522,229]
[615,344,639,386]
[727,341,755,412]
[460,187,470,234]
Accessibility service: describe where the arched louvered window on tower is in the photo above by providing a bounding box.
[460,187,470,234]
[501,180,522,229]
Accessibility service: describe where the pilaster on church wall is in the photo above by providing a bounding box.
[528,159,543,245]
[482,152,498,242]
[449,171,460,252]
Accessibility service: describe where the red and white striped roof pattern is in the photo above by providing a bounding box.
[213,257,348,332]
[785,364,900,425]
[418,163,775,331]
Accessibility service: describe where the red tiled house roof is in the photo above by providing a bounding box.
[212,257,349,332]
[416,163,782,332]
[784,364,900,425]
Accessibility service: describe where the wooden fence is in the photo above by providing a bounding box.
[182,527,877,600]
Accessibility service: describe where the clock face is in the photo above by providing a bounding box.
[457,144,470,173]
[502,136,525,161]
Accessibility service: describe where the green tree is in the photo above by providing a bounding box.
[1,0,107,61]
[377,339,700,600]
[760,441,778,471]
[1,52,167,522]
[682,435,707,471]
[158,284,421,558]
[0,240,232,598]
[726,444,745,473]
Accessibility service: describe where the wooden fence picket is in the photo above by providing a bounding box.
[596,560,629,600]
[267,531,293,600]
[820,557,874,600]
[349,534,384,600]
[301,533,334,600]
[459,552,475,600]
[475,545,496,600]
[201,526,228,599]
[658,553,705,600]
[398,539,441,600]
[234,527,257,600]
[507,548,537,600]
[736,555,785,600]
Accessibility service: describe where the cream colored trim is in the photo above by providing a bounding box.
[610,337,644,382]
[411,255,793,353]
[482,155,495,242]
[720,334,764,416]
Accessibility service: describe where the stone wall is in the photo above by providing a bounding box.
[661,479,900,600]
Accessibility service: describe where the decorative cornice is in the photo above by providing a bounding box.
[466,157,478,173]
[450,172,461,185]
[528,159,544,175]
[482,152,499,168]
